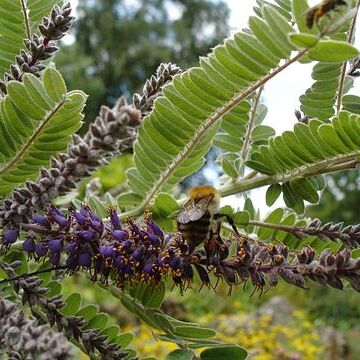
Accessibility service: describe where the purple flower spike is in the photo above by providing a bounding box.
[100,245,117,258]
[147,220,163,238]
[76,230,94,242]
[112,230,128,242]
[67,242,77,252]
[148,233,160,247]
[23,237,36,253]
[78,252,92,267]
[144,262,154,275]
[109,208,121,230]
[3,229,18,245]
[32,214,49,226]
[54,214,69,227]
[48,239,63,253]
[132,248,143,261]
[35,243,47,257]
[90,220,103,233]
[72,211,87,225]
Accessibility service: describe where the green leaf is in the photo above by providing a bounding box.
[43,67,67,102]
[83,313,109,330]
[45,281,62,297]
[291,0,317,34]
[282,183,305,214]
[87,195,109,218]
[76,305,98,321]
[100,325,120,340]
[233,211,250,226]
[154,193,180,217]
[258,208,284,240]
[266,184,282,206]
[342,95,360,114]
[166,349,195,360]
[141,282,166,308]
[288,33,319,48]
[173,326,216,339]
[290,178,319,204]
[62,293,81,316]
[308,40,359,62]
[0,68,86,195]
[111,333,134,347]
[200,345,247,360]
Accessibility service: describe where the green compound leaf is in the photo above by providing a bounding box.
[0,68,86,195]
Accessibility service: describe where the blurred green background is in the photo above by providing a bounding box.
[57,1,360,358]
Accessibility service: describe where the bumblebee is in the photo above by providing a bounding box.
[305,0,347,29]
[177,186,238,253]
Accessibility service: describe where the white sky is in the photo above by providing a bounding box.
[67,0,359,216]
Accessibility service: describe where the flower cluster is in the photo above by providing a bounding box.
[2,206,360,294]
[133,62,182,116]
[0,260,127,360]
[0,3,74,95]
[0,298,72,360]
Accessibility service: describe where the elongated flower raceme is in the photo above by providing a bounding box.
[1,206,360,293]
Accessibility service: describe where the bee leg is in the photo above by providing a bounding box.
[213,213,240,236]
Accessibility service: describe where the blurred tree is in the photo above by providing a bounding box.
[56,0,229,123]
[307,170,360,223]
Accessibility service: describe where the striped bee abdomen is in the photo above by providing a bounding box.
[177,211,211,251]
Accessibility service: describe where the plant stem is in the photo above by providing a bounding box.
[336,0,360,114]
[219,156,359,199]
[20,0,31,40]
[238,86,264,178]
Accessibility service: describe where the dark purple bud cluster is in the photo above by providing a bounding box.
[296,219,360,248]
[132,62,182,116]
[2,206,360,294]
[0,298,72,359]
[0,3,74,95]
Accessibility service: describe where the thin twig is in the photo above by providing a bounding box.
[336,0,360,114]
[20,0,31,40]
[238,86,264,178]
[0,265,67,285]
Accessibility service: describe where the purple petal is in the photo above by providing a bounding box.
[3,229,18,245]
[78,252,92,267]
[23,238,36,253]
[35,243,47,257]
[112,230,128,242]
[48,239,63,252]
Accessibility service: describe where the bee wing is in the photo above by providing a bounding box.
[177,196,213,224]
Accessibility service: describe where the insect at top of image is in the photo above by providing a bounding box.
[176,186,240,254]
[305,0,348,29]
